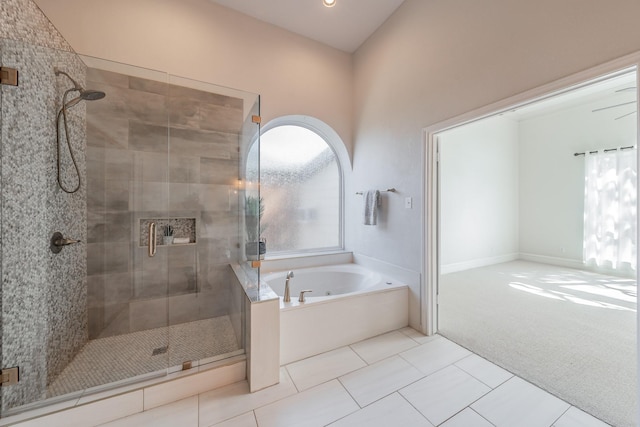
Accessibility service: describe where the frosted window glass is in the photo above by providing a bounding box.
[260,125,341,252]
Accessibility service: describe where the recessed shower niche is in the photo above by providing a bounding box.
[139,218,197,246]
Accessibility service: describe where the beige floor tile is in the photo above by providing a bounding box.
[328,393,433,427]
[400,336,470,375]
[286,346,366,391]
[254,380,358,427]
[440,408,493,427]
[339,355,424,407]
[454,354,513,388]
[210,411,258,427]
[350,331,418,364]
[100,397,197,427]
[472,377,570,427]
[198,368,297,426]
[400,365,490,425]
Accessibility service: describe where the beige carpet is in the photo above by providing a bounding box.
[439,260,636,427]
[47,316,240,398]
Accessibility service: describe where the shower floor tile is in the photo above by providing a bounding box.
[47,316,240,398]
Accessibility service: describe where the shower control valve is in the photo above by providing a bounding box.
[50,231,81,254]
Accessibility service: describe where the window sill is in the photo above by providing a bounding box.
[264,249,349,261]
[260,251,353,273]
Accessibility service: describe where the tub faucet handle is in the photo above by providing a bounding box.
[298,290,312,303]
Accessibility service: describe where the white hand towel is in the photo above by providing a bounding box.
[364,190,380,225]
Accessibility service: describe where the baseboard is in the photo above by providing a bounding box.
[520,253,636,278]
[518,253,585,270]
[440,253,519,275]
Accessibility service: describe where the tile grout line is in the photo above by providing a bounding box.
[452,355,514,390]
[347,344,370,366]
[320,382,361,427]
[335,376,364,410]
[397,350,469,380]
[398,328,425,346]
[469,407,497,427]
[435,405,491,427]
[550,405,573,427]
[395,391,436,426]
[282,365,301,394]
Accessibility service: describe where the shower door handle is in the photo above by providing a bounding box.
[148,222,157,257]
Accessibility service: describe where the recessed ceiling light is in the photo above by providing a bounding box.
[323,0,336,7]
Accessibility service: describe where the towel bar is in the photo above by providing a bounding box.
[356,188,396,195]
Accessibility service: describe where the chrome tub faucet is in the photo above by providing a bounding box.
[283,271,294,302]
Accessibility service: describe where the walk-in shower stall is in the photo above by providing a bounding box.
[0,33,260,416]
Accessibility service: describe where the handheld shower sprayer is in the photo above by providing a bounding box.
[54,68,106,193]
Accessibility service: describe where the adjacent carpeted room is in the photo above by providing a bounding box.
[438,260,636,427]
[434,68,638,426]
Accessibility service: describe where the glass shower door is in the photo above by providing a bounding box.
[81,59,173,390]
[163,75,257,369]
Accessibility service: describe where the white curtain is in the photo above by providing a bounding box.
[583,148,637,273]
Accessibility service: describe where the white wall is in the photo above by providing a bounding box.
[33,0,640,327]
[439,116,519,273]
[519,97,638,265]
[32,0,353,159]
[438,95,637,272]
[352,0,640,275]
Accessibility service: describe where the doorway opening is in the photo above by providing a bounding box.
[424,63,638,427]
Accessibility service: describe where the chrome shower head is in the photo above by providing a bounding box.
[64,89,106,108]
[55,68,106,108]
[80,90,106,101]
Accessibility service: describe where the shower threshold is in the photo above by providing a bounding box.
[47,316,241,399]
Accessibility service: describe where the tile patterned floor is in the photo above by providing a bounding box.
[48,316,239,397]
[100,327,611,427]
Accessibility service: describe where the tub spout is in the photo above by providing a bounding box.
[283,271,294,302]
[298,290,312,303]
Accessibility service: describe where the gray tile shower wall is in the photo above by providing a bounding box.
[85,67,243,339]
[1,0,87,412]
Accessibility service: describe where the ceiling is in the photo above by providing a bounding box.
[504,71,637,122]
[208,0,406,53]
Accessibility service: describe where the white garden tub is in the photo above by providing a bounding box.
[262,264,408,365]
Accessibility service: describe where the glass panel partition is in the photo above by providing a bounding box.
[242,100,262,266]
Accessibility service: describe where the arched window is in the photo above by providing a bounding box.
[258,116,347,255]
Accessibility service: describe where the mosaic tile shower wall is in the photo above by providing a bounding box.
[85,68,244,339]
[0,0,87,412]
